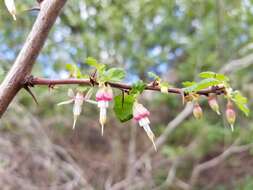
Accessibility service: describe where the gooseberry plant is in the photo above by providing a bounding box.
[2,1,250,150]
[25,57,249,151]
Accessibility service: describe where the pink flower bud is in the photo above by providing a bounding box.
[208,95,220,115]
[193,103,203,119]
[133,102,156,151]
[226,101,236,131]
[96,85,113,101]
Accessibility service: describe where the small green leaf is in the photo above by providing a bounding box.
[101,68,126,82]
[66,64,82,78]
[199,71,229,82]
[86,57,105,70]
[130,80,146,95]
[148,72,160,80]
[182,81,196,87]
[231,91,250,116]
[183,78,221,92]
[113,94,135,122]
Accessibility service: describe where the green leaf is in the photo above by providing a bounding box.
[101,68,126,82]
[231,91,250,116]
[148,72,160,80]
[113,94,135,122]
[199,71,229,82]
[183,78,221,92]
[86,57,105,70]
[66,64,82,78]
[130,80,146,95]
[182,81,196,87]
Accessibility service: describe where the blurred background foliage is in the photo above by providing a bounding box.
[1,0,253,189]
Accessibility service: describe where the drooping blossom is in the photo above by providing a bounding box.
[96,84,113,136]
[193,102,203,119]
[4,0,17,20]
[208,94,220,115]
[133,102,157,151]
[226,101,236,131]
[58,88,93,129]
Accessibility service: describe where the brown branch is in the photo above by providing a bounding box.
[0,0,67,117]
[27,77,226,96]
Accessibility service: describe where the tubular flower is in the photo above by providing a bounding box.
[57,89,86,129]
[193,103,203,119]
[4,0,17,20]
[133,102,157,151]
[96,84,113,136]
[226,101,236,131]
[208,94,220,115]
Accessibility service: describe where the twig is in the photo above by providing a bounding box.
[26,77,226,96]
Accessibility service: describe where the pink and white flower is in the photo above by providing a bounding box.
[96,84,113,136]
[58,88,93,129]
[133,102,156,151]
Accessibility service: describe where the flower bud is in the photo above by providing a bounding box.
[208,95,220,115]
[226,101,236,131]
[133,102,156,151]
[193,103,203,119]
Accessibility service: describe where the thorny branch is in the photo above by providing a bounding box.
[25,76,226,96]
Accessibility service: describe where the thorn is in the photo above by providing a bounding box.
[23,86,39,105]
[25,7,40,12]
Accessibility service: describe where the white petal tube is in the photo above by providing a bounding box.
[100,107,107,136]
[143,124,157,151]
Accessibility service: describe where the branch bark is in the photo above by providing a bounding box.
[25,77,226,96]
[0,0,67,117]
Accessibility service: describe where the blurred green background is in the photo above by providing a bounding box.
[1,0,253,189]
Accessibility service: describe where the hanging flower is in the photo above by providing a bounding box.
[58,89,93,129]
[133,102,157,151]
[193,102,203,119]
[96,84,113,136]
[226,100,236,131]
[208,94,220,115]
[4,0,17,20]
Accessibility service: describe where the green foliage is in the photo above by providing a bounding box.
[130,80,147,96]
[100,68,126,82]
[231,91,250,116]
[148,72,160,81]
[66,64,87,78]
[183,78,221,92]
[199,71,229,82]
[113,94,135,122]
[86,57,105,70]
